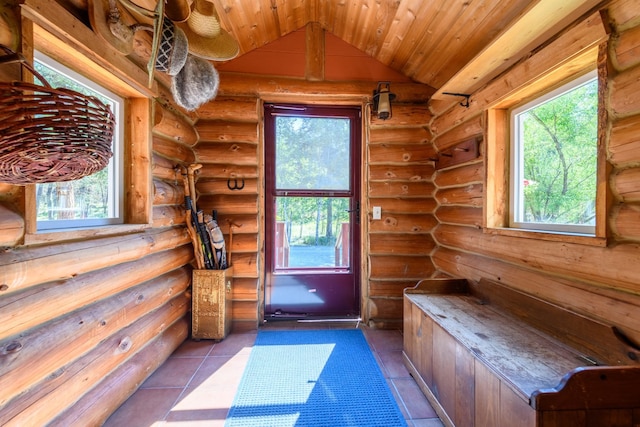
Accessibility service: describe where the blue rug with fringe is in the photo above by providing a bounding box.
[225,329,407,427]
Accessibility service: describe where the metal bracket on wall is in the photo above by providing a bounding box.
[434,137,480,170]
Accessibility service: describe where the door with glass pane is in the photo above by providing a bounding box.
[264,104,361,318]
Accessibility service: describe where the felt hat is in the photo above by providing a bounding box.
[171,53,220,111]
[177,0,239,61]
[154,19,189,76]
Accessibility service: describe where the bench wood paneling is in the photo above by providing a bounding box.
[404,278,640,427]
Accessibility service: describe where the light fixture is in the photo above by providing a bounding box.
[372,81,396,120]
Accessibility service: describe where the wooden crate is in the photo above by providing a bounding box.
[192,267,233,340]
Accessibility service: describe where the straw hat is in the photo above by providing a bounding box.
[177,0,239,61]
[171,53,220,111]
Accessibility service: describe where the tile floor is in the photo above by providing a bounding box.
[104,321,444,427]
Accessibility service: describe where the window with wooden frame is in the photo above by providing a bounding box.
[34,52,125,231]
[22,23,153,244]
[485,48,607,246]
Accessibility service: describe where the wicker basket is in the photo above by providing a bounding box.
[0,46,115,184]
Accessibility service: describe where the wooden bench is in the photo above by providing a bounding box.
[403,278,640,427]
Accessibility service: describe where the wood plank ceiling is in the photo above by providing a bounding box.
[207,0,603,95]
[62,0,604,96]
[213,0,534,91]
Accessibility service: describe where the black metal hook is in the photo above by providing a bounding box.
[227,179,245,190]
[442,92,471,108]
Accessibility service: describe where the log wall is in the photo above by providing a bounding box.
[0,3,197,423]
[366,106,437,328]
[194,96,262,332]
[193,79,436,330]
[429,0,640,355]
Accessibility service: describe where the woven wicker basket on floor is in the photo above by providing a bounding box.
[0,46,115,184]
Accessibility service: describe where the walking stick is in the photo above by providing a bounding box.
[182,164,215,269]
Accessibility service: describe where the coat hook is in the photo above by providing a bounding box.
[227,179,245,190]
[442,92,471,108]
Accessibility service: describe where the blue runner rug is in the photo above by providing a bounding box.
[225,329,407,427]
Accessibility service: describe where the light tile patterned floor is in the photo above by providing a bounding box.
[104,321,443,427]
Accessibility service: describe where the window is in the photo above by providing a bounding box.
[34,52,124,230]
[509,71,598,235]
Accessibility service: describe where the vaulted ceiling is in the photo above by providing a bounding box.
[61,0,604,99]
[208,0,604,98]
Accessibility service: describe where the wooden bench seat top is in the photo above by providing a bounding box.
[407,292,588,400]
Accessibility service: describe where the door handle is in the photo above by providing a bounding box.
[345,201,360,225]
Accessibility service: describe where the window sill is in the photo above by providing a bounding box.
[483,227,607,247]
[24,223,152,246]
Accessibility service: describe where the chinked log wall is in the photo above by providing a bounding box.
[0,71,197,427]
[428,0,640,374]
[193,78,436,330]
[194,96,262,332]
[367,107,437,328]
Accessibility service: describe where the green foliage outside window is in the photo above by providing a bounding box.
[515,76,597,228]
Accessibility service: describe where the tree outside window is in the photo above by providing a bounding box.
[511,71,597,235]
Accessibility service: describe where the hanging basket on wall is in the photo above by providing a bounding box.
[0,45,115,184]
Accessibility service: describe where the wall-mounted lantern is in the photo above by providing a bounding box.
[372,81,396,120]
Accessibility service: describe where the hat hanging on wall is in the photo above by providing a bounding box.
[164,0,191,23]
[177,0,240,61]
[171,53,220,111]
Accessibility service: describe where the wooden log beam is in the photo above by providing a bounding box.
[608,114,640,167]
[368,143,437,164]
[611,167,640,202]
[0,247,191,340]
[611,203,640,241]
[368,181,435,198]
[154,104,199,147]
[197,97,259,123]
[152,153,181,181]
[435,184,484,206]
[1,293,189,425]
[430,11,605,128]
[0,203,23,246]
[435,206,483,227]
[369,127,430,144]
[50,318,188,426]
[305,22,325,81]
[217,72,435,103]
[153,179,184,206]
[610,66,640,117]
[196,121,259,144]
[434,162,484,188]
[368,197,438,214]
[433,224,640,295]
[430,0,605,102]
[196,142,259,166]
[153,135,197,163]
[369,104,432,128]
[0,268,190,408]
[0,227,189,296]
[152,205,187,227]
[369,234,436,255]
[611,24,640,71]
[368,213,438,234]
[369,164,436,181]
[198,164,259,179]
